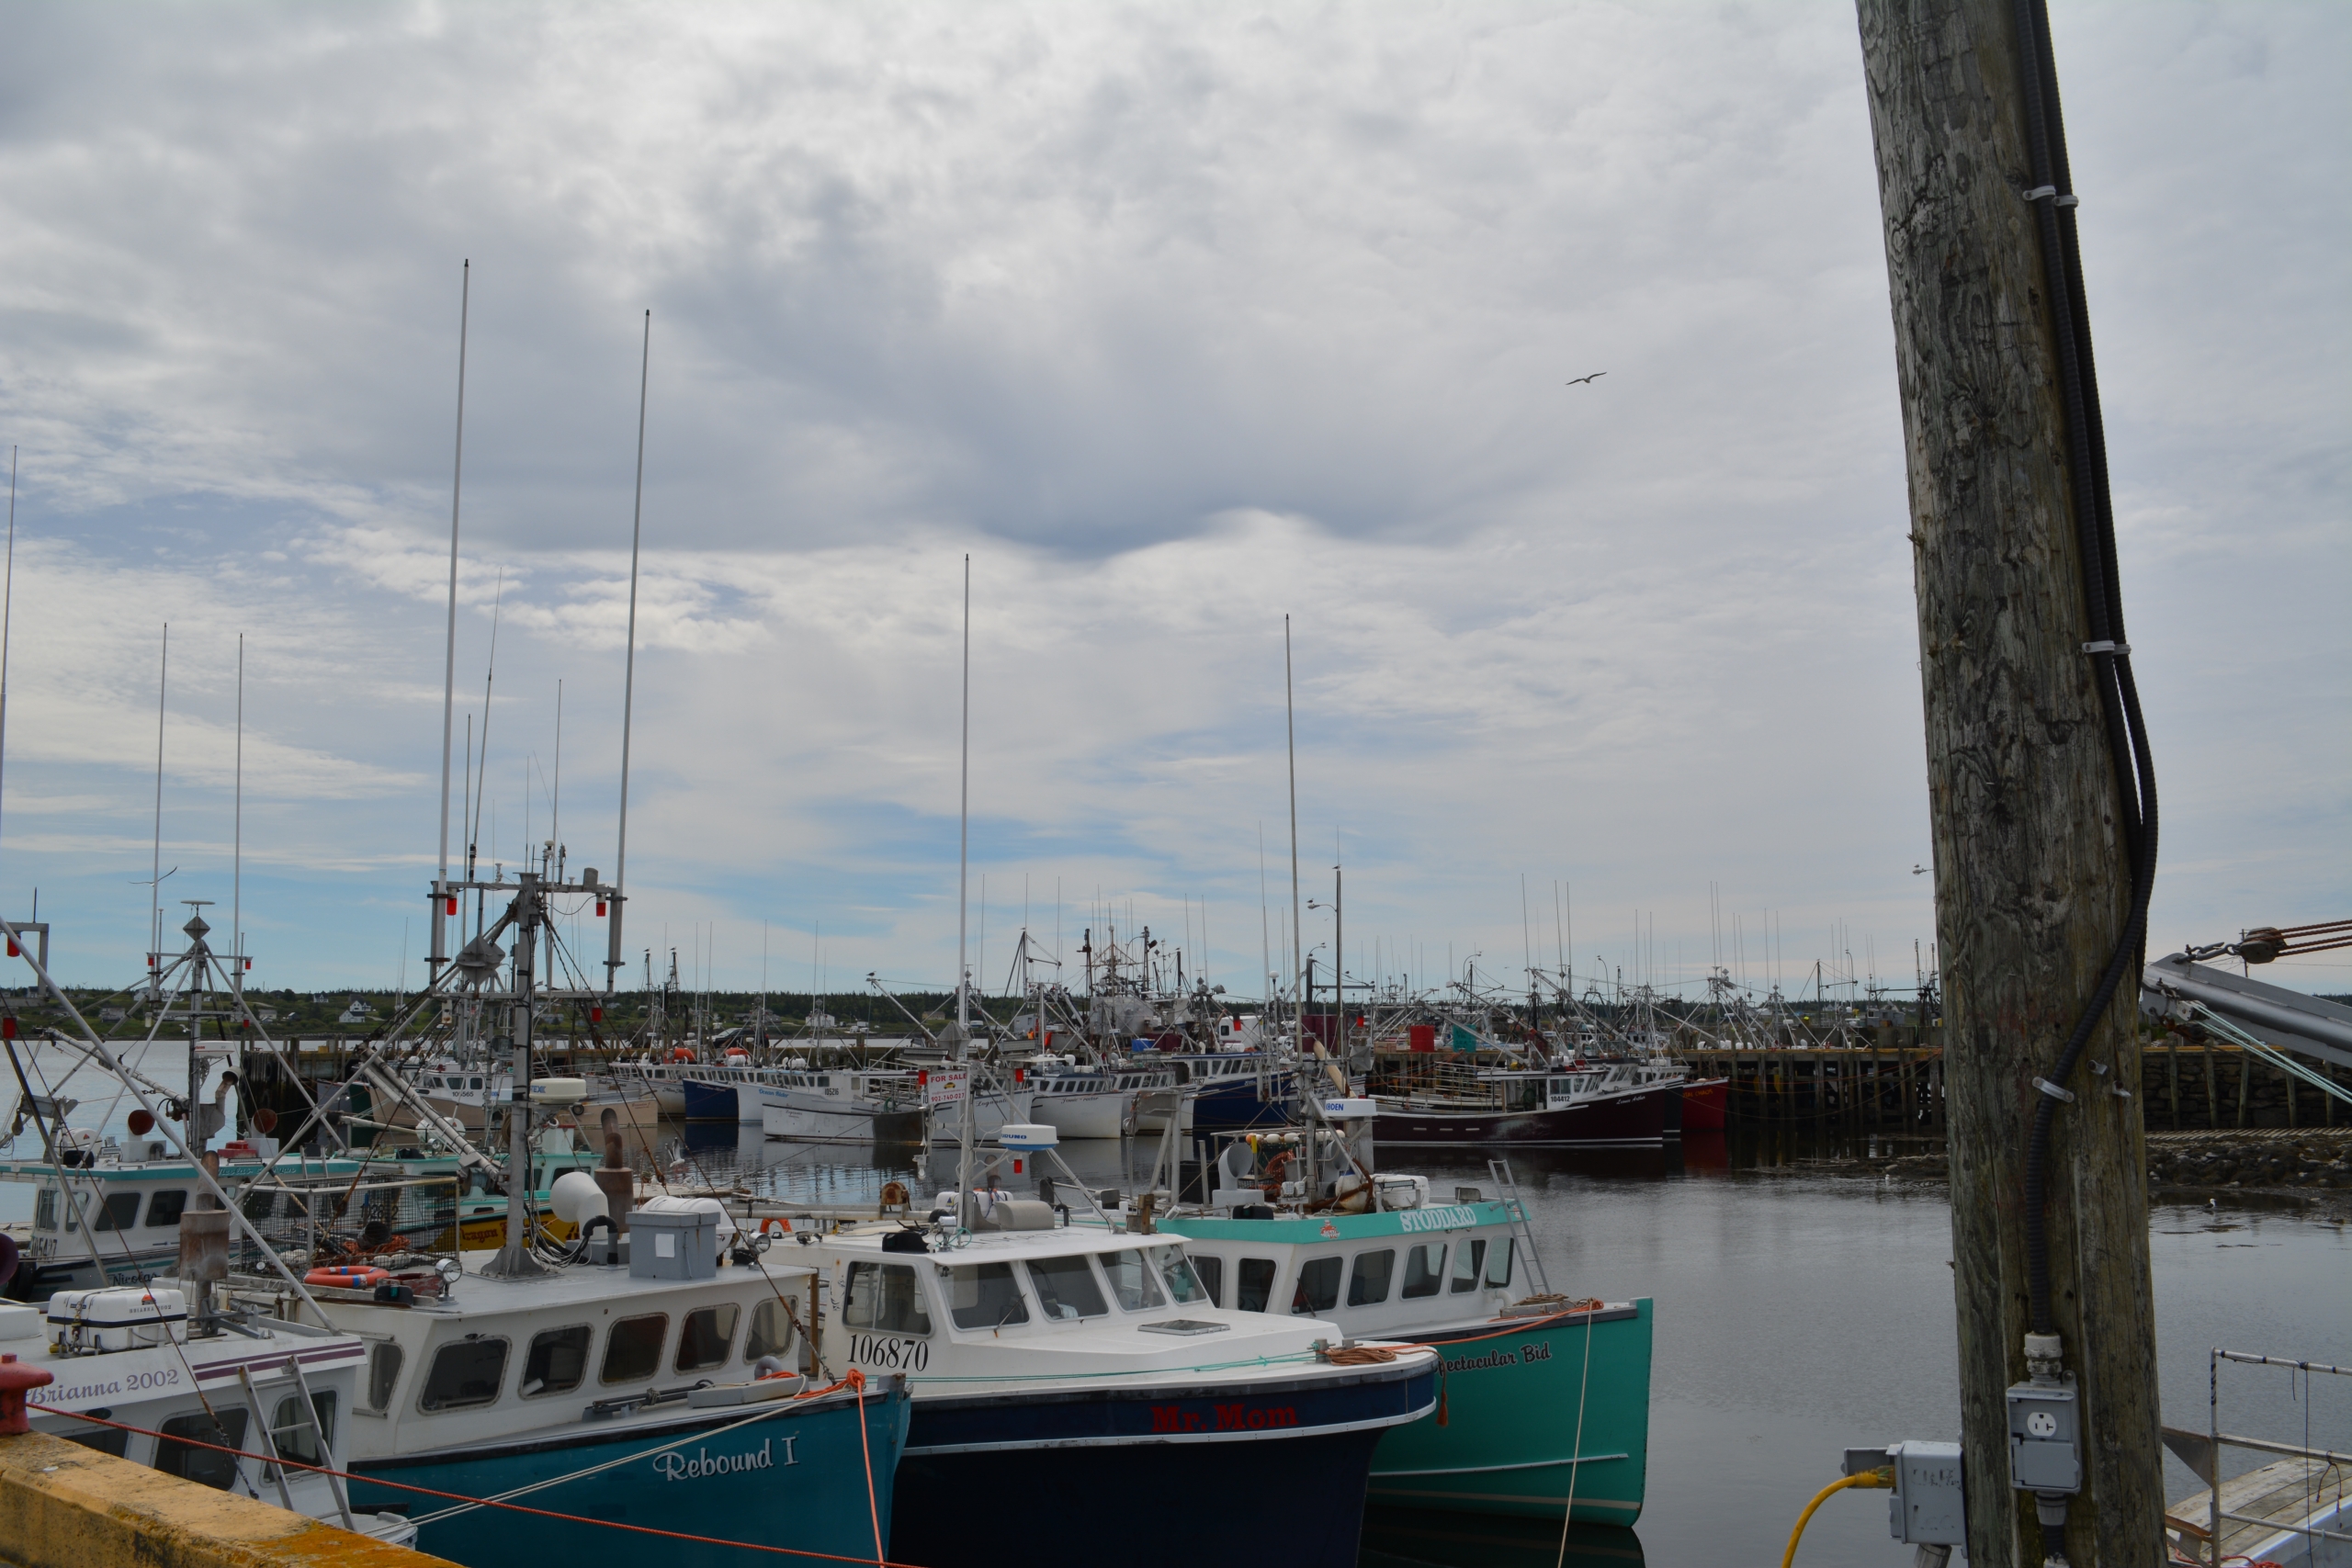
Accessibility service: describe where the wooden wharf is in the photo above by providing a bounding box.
[1665,1041,2346,1134]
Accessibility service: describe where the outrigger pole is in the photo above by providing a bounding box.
[431,260,469,980]
[955,554,977,1231]
[606,310,649,995]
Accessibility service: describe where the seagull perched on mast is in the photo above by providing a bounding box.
[1566,371,1607,386]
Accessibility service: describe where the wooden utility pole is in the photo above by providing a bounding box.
[1854,2,2164,1564]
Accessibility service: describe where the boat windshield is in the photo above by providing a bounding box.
[1099,1249,1167,1312]
[946,1261,1029,1330]
[1150,1247,1210,1306]
[1024,1255,1110,1320]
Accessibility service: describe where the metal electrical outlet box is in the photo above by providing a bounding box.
[1887,1441,1966,1545]
[2006,1380,2082,1493]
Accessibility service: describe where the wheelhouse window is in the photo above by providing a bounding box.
[522,1325,592,1397]
[744,1298,797,1362]
[842,1263,933,1335]
[93,1192,141,1232]
[1291,1256,1341,1314]
[676,1304,741,1371]
[945,1262,1028,1330]
[157,1408,248,1489]
[1235,1258,1276,1313]
[1485,1236,1515,1289]
[147,1190,188,1227]
[1023,1255,1109,1320]
[601,1314,668,1384]
[33,1190,55,1231]
[1348,1249,1395,1306]
[1100,1249,1167,1312]
[1153,1248,1211,1306]
[1401,1242,1445,1299]
[268,1392,336,1469]
[420,1337,509,1412]
[1450,1238,1488,1293]
[363,1343,404,1412]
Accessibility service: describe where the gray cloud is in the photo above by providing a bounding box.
[0,1,2341,992]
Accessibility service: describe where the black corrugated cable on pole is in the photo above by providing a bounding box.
[2007,0,2161,1561]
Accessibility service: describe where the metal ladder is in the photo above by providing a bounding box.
[1485,1157,1554,1295]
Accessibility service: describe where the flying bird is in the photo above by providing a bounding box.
[1566,372,1607,386]
[1912,864,1928,875]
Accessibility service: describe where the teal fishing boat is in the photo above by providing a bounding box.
[1157,1120,1652,1524]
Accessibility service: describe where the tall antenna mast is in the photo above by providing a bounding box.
[232,635,243,1003]
[549,677,562,865]
[432,259,469,978]
[955,553,976,1229]
[149,623,168,993]
[607,310,649,995]
[469,568,504,867]
[1284,615,1302,1028]
[0,446,18,866]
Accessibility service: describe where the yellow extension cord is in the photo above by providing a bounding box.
[1781,1469,1894,1568]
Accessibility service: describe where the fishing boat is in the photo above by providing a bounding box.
[311,1227,910,1568]
[1024,1055,1177,1138]
[1158,1102,1653,1524]
[14,1285,418,1543]
[808,1208,1438,1568]
[1363,1056,1670,1147]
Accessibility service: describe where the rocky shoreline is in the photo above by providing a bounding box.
[1765,1129,2352,1214]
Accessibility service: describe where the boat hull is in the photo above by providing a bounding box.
[1372,1089,1668,1147]
[1366,1300,1653,1524]
[346,1383,909,1568]
[679,1077,747,1122]
[1030,1087,1129,1139]
[1679,1077,1729,1132]
[891,1360,1435,1568]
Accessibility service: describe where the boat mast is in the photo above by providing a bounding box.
[432,260,469,982]
[149,624,167,999]
[1284,615,1311,1194]
[232,636,243,1008]
[0,447,17,869]
[607,310,649,996]
[955,554,977,1228]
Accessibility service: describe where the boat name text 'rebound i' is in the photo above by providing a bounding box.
[651,1437,796,1481]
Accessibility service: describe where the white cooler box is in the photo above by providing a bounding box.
[47,1286,189,1353]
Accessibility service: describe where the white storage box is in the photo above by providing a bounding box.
[47,1286,189,1353]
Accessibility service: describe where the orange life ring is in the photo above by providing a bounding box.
[758,1217,792,1236]
[305,1266,390,1289]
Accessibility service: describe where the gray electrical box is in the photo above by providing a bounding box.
[2006,1379,2082,1494]
[1888,1441,1966,1546]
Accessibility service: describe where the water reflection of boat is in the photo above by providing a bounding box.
[1359,1508,1646,1567]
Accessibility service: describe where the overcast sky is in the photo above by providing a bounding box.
[0,2,2343,1002]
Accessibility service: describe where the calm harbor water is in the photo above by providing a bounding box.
[684,1123,2351,1568]
[2,1046,2342,1567]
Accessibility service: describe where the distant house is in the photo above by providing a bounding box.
[98,1007,126,1023]
[257,1008,279,1023]
[337,998,374,1025]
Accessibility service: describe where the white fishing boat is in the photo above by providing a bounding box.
[808,1202,1437,1568]
[17,1286,417,1544]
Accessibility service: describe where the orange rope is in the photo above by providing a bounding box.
[848,1368,881,1566]
[45,1404,923,1568]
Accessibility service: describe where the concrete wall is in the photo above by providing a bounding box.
[0,1430,452,1568]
